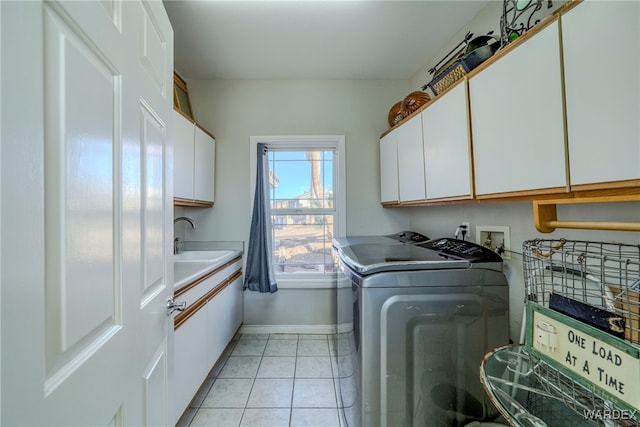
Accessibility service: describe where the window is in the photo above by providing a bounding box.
[250,136,345,282]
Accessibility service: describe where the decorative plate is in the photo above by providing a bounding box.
[387,101,404,127]
[401,91,431,118]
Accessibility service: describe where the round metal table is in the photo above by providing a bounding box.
[480,345,603,427]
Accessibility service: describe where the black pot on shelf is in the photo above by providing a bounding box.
[460,35,500,71]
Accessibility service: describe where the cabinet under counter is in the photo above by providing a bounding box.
[171,254,243,425]
[174,265,242,329]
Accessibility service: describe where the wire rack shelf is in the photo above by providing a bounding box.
[523,238,640,426]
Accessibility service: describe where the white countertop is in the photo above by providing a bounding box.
[173,249,242,291]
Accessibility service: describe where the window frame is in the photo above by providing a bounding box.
[249,136,346,288]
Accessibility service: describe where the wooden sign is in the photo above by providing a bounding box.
[527,303,640,412]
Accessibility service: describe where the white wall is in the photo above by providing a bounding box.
[182,79,412,328]
[409,0,566,91]
[410,0,503,91]
[184,79,411,242]
[409,201,640,342]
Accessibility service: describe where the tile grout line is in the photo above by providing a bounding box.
[237,335,269,427]
[186,334,342,427]
[288,337,299,427]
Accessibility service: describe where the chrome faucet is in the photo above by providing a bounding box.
[174,217,196,254]
[174,216,196,228]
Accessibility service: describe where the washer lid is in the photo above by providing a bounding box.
[333,235,396,248]
[332,231,429,248]
[337,243,469,275]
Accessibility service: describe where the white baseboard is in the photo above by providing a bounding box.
[239,324,337,335]
[336,322,353,334]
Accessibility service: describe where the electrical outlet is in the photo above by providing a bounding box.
[461,222,470,241]
[476,225,511,259]
[454,221,471,240]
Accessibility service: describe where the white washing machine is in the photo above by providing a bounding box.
[333,234,510,427]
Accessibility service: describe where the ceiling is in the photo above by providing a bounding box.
[163,0,491,81]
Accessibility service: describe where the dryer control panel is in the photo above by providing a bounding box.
[419,238,503,263]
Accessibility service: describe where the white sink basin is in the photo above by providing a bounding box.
[174,262,213,288]
[174,250,234,263]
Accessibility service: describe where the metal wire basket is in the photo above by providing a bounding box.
[522,239,640,426]
[524,239,640,344]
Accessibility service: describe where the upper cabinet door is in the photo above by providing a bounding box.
[194,125,215,203]
[469,19,567,196]
[562,1,640,188]
[380,130,399,203]
[173,112,215,205]
[396,114,426,202]
[173,110,195,200]
[422,81,472,200]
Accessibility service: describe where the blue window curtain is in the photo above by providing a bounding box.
[244,143,278,293]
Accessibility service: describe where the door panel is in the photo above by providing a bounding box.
[562,1,640,186]
[43,1,121,381]
[140,1,169,97]
[194,126,215,202]
[142,340,169,427]
[470,20,566,195]
[396,114,426,202]
[141,100,166,301]
[1,1,174,425]
[422,81,472,200]
[379,131,399,203]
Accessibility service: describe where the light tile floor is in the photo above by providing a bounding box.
[176,333,343,427]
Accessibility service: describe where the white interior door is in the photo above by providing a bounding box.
[1,1,174,425]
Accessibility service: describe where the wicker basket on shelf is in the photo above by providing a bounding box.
[429,64,468,96]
